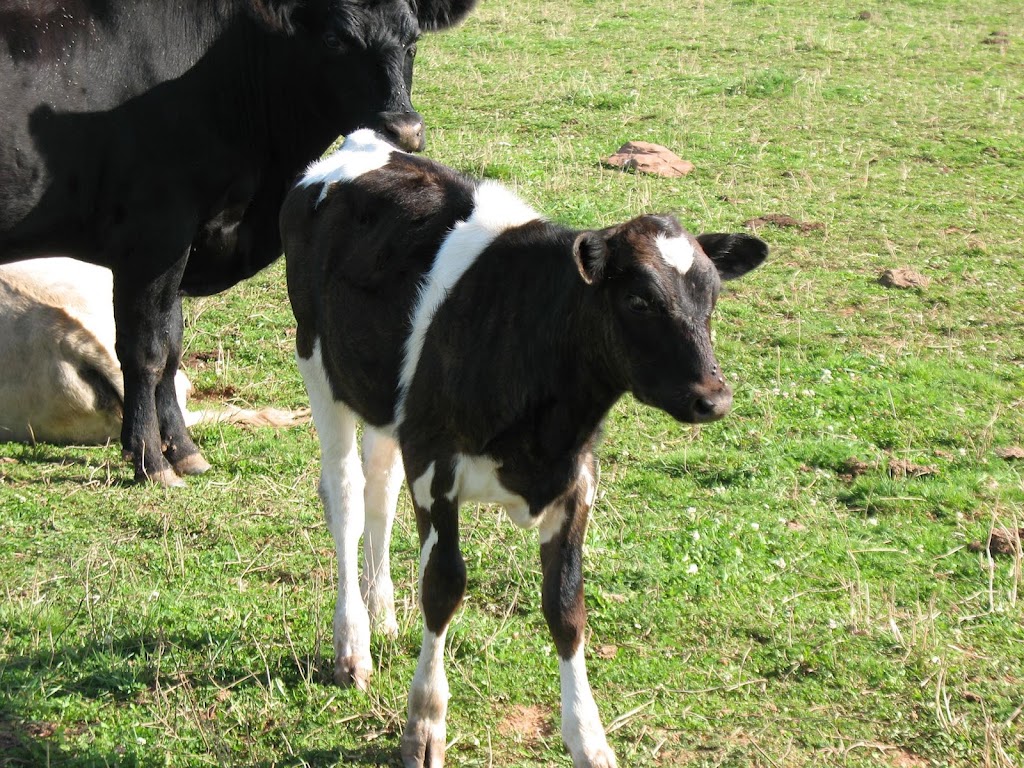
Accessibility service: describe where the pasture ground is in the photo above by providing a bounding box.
[2,0,1023,765]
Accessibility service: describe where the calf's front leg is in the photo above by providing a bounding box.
[540,455,618,768]
[401,459,466,768]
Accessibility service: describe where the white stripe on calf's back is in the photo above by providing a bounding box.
[396,181,542,426]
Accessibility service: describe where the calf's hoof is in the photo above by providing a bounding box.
[333,655,372,691]
[173,452,212,476]
[378,618,400,639]
[573,751,618,768]
[371,611,399,639]
[400,718,447,768]
[569,741,618,768]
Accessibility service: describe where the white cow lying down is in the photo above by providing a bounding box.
[0,258,305,444]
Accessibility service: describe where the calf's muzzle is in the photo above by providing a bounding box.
[690,385,733,423]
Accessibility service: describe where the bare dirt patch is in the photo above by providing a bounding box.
[982,31,1010,47]
[596,644,618,660]
[184,350,220,366]
[888,459,938,478]
[889,747,931,767]
[995,446,1024,461]
[743,213,824,232]
[497,704,554,744]
[191,385,238,401]
[968,527,1023,557]
[840,457,875,481]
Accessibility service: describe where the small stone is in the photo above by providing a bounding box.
[603,141,695,178]
[878,268,930,289]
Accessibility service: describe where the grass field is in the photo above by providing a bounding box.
[2,0,1023,766]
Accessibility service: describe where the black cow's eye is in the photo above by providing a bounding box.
[627,294,653,314]
[324,31,343,49]
[406,43,417,60]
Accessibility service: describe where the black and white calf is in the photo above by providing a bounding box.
[280,130,767,768]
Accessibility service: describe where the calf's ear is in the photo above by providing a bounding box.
[573,231,609,286]
[697,233,769,281]
[416,0,479,31]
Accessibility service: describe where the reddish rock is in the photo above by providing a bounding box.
[879,268,930,289]
[603,141,695,178]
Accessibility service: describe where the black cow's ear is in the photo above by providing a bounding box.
[573,231,609,286]
[697,233,769,281]
[416,0,479,31]
[254,0,307,34]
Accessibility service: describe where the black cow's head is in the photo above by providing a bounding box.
[573,215,767,424]
[275,0,477,151]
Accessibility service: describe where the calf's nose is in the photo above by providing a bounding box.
[691,386,733,423]
[380,111,426,152]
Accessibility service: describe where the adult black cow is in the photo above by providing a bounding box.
[0,0,475,485]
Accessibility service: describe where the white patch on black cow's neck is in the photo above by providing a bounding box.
[395,181,541,427]
[655,234,695,275]
[299,129,401,207]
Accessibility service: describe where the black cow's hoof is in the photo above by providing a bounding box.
[141,467,186,487]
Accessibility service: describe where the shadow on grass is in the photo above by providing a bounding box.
[0,711,132,768]
[0,717,404,768]
[0,447,131,487]
[0,628,397,766]
[2,627,338,696]
[250,746,405,767]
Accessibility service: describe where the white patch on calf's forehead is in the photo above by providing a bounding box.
[298,129,403,206]
[655,234,695,275]
[395,182,541,425]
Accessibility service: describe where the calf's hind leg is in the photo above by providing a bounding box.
[540,455,617,768]
[361,428,403,637]
[296,350,372,689]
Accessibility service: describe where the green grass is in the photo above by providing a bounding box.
[2,0,1023,765]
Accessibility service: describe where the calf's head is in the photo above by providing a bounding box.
[573,215,767,423]
[282,0,478,151]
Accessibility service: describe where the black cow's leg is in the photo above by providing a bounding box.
[401,459,465,768]
[157,294,209,476]
[540,454,617,768]
[112,253,191,486]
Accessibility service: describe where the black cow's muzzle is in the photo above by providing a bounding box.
[380,110,426,152]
